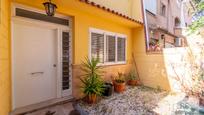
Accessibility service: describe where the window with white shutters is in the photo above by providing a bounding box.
[91,32,104,63]
[117,37,126,62]
[106,35,116,62]
[90,28,126,65]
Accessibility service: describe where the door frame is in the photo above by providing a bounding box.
[11,3,73,110]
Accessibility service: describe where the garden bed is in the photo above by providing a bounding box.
[74,86,204,115]
[74,86,168,115]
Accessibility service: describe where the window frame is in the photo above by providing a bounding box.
[160,2,166,17]
[89,28,127,66]
[105,31,117,64]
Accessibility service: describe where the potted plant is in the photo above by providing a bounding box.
[102,82,113,97]
[127,70,138,86]
[79,58,104,104]
[113,72,126,93]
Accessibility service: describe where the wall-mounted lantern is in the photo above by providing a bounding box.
[43,0,57,16]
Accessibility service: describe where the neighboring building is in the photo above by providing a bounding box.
[143,0,189,52]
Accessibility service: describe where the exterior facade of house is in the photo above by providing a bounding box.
[0,0,146,114]
[143,0,189,52]
[0,0,194,114]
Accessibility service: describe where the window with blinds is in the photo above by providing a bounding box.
[91,32,104,63]
[90,28,126,65]
[117,37,126,62]
[106,35,116,62]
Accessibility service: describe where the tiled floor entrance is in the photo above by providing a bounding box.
[25,102,79,115]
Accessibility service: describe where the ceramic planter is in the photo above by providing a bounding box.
[102,83,114,97]
[86,94,97,104]
[127,80,138,86]
[113,81,126,93]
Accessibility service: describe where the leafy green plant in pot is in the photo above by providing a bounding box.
[79,57,104,104]
[127,70,138,86]
[113,72,126,93]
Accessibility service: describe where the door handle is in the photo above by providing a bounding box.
[30,72,44,75]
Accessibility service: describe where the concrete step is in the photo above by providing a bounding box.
[10,96,74,115]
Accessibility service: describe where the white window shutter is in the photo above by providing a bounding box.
[117,37,126,62]
[91,32,104,62]
[106,35,116,62]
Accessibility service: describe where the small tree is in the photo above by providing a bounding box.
[188,1,204,33]
[79,57,104,104]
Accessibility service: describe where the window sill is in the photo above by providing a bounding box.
[146,51,163,55]
[98,62,127,67]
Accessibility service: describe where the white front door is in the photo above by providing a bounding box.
[13,20,58,109]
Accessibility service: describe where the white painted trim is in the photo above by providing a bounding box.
[117,35,127,63]
[12,3,69,20]
[89,27,127,66]
[61,29,73,97]
[11,16,15,111]
[105,33,117,63]
[89,28,105,34]
[88,29,92,59]
[56,29,61,98]
[12,17,69,30]
[105,31,117,36]
[103,33,106,63]
[117,33,127,38]
[115,36,118,63]
[11,4,73,110]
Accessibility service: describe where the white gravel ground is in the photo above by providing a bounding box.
[77,86,169,115]
[76,86,204,115]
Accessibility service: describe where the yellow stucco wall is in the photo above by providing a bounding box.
[0,0,11,115]
[132,27,193,92]
[89,0,143,22]
[131,0,143,22]
[89,0,132,18]
[13,0,140,65]
[9,0,144,100]
[73,13,133,64]
[132,27,171,90]
[1,0,179,113]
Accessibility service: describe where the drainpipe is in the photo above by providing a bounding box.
[141,0,150,50]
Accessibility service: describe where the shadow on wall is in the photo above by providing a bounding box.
[163,47,192,92]
[163,32,204,92]
[133,27,204,92]
[133,27,171,91]
[72,64,132,99]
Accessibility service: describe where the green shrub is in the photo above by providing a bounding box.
[79,57,104,96]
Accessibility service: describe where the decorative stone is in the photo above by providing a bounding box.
[74,86,168,115]
[74,86,204,115]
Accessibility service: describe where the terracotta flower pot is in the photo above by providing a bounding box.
[127,80,138,86]
[86,94,97,104]
[113,81,126,93]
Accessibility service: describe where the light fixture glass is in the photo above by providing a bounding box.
[43,0,57,16]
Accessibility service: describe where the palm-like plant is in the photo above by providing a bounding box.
[79,57,104,103]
